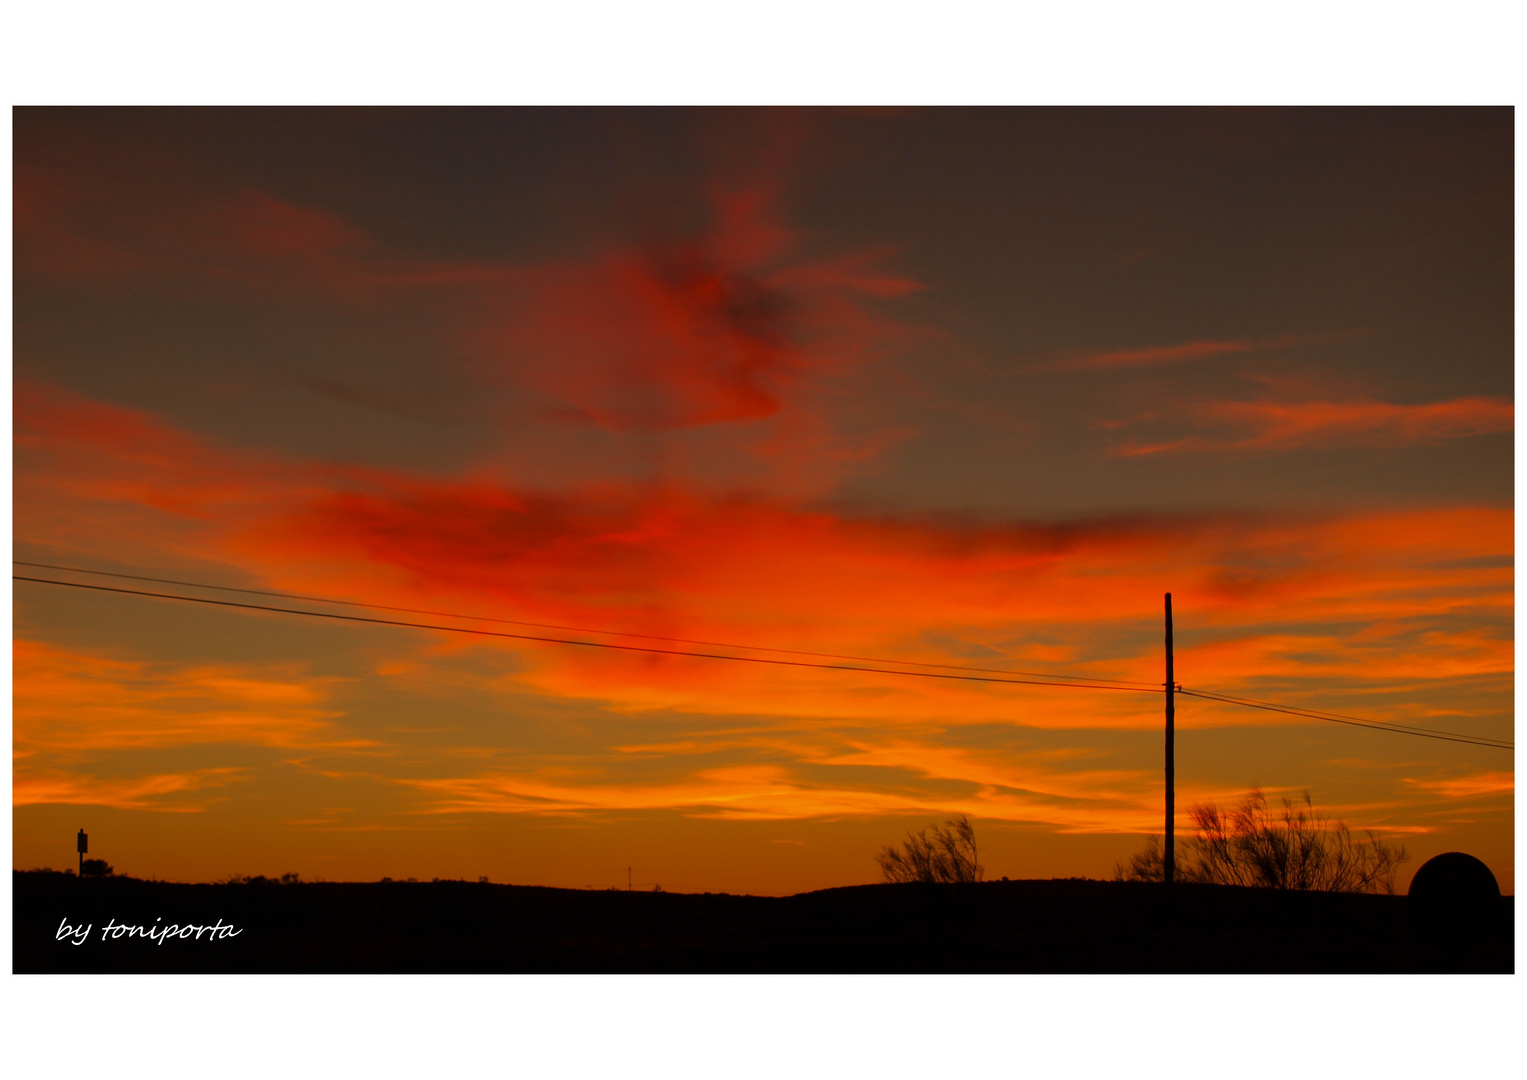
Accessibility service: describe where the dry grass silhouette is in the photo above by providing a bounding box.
[1118,788,1407,894]
[877,814,983,883]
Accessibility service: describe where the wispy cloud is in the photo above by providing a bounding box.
[13,768,247,811]
[397,752,1166,830]
[1114,395,1513,456]
[12,638,362,754]
[1404,771,1514,799]
[1049,332,1363,372]
[16,162,927,484]
[15,385,1513,742]
[13,385,1513,843]
[1053,339,1253,371]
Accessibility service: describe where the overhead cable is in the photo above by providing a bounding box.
[13,575,1162,693]
[14,560,1161,688]
[1177,687,1513,750]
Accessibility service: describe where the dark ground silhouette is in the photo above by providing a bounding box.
[13,870,1511,974]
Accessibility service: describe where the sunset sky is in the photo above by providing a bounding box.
[12,107,1514,893]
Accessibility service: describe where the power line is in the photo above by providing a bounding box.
[1177,688,1513,751]
[1180,687,1514,748]
[13,560,1161,688]
[16,571,1512,751]
[1183,685,1505,740]
[12,575,1162,693]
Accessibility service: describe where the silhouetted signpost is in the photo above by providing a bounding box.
[77,828,88,877]
[1164,594,1175,887]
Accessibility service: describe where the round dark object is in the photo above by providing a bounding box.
[1409,852,1501,948]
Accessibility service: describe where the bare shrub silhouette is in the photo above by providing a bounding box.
[1117,835,1173,884]
[1117,789,1407,894]
[220,871,302,886]
[878,815,983,883]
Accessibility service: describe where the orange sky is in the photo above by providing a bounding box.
[12,108,1513,893]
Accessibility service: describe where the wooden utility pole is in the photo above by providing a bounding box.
[1164,593,1175,886]
[77,828,88,877]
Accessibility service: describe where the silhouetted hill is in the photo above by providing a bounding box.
[13,870,1512,974]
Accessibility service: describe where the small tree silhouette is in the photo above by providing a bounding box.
[878,815,983,883]
[1117,788,1407,894]
[80,858,113,878]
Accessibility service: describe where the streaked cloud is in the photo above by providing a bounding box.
[1049,332,1363,372]
[1404,771,1514,799]
[1114,395,1512,455]
[13,768,247,811]
[13,638,360,754]
[1053,339,1253,371]
[14,385,1511,752]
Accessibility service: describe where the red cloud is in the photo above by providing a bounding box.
[1055,339,1253,371]
[14,386,1514,842]
[1210,396,1513,448]
[489,253,796,429]
[1052,331,1368,372]
[15,155,381,294]
[15,384,1513,731]
[19,156,925,473]
[469,186,922,432]
[1115,396,1513,455]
